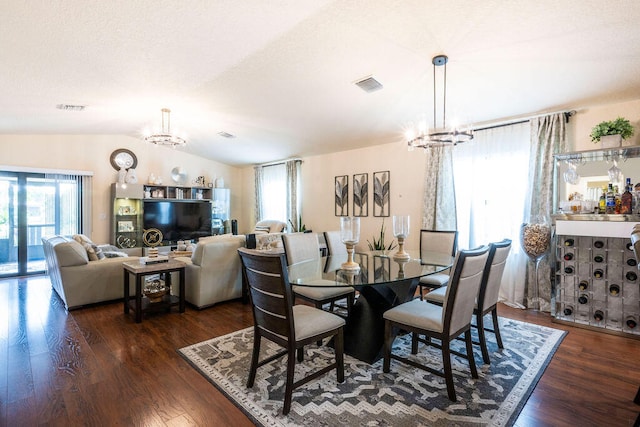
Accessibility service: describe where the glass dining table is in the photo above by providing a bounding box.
[288,250,454,364]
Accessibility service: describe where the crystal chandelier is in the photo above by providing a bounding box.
[406,55,473,149]
[144,108,186,148]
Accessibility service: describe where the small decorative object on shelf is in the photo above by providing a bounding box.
[143,277,168,303]
[340,217,360,271]
[520,215,551,310]
[392,215,410,261]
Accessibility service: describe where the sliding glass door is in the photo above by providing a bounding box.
[0,172,82,277]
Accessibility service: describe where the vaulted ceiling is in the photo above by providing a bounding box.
[3,1,640,165]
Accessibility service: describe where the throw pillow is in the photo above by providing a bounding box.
[103,250,128,258]
[91,244,106,260]
[82,242,99,261]
[253,225,270,234]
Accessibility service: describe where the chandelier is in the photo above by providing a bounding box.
[407,55,473,149]
[144,108,186,148]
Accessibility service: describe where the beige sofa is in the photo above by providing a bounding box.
[42,235,139,310]
[174,234,248,309]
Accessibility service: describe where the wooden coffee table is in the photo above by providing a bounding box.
[123,258,186,323]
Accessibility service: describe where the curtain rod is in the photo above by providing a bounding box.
[256,158,302,167]
[473,110,576,133]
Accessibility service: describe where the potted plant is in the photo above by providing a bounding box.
[288,215,308,233]
[590,117,634,148]
[367,220,397,252]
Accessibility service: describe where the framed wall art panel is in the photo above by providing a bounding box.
[353,173,368,217]
[373,170,390,217]
[335,175,349,216]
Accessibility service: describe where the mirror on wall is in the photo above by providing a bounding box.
[553,146,640,214]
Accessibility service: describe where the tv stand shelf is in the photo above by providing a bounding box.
[144,185,212,201]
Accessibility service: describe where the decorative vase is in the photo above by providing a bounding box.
[520,215,551,310]
[125,168,138,184]
[601,134,622,149]
[215,176,225,188]
[117,167,126,184]
[392,215,410,261]
[340,217,361,271]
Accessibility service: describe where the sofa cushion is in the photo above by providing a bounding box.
[253,225,271,234]
[192,234,237,265]
[55,240,90,266]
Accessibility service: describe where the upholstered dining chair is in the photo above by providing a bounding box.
[383,245,490,402]
[282,233,355,315]
[418,230,458,299]
[323,230,348,258]
[425,239,512,364]
[238,248,345,415]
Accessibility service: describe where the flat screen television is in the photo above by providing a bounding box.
[143,201,212,244]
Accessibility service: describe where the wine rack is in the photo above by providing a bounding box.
[554,234,640,337]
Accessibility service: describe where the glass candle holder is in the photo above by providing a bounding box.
[340,217,360,271]
[392,215,410,261]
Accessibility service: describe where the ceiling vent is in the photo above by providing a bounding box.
[354,76,383,93]
[218,131,235,138]
[56,104,86,111]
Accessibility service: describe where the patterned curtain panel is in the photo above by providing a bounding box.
[421,145,457,231]
[286,160,301,230]
[527,113,567,311]
[254,166,264,222]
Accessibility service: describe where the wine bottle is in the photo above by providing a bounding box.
[593,269,604,279]
[593,254,604,263]
[609,284,620,296]
[606,183,615,214]
[621,178,633,214]
[579,280,589,291]
[599,187,607,214]
[626,316,638,329]
[614,185,621,214]
[593,240,605,249]
[578,294,589,304]
[563,252,574,261]
[563,306,574,316]
[564,266,574,274]
[593,310,604,322]
[626,271,637,281]
[627,258,637,267]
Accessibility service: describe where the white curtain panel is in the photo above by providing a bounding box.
[453,121,532,308]
[286,160,301,231]
[258,163,287,223]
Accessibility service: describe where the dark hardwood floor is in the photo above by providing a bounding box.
[1,275,639,426]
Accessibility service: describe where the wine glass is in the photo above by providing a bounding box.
[392,215,410,261]
[340,217,360,271]
[520,215,551,310]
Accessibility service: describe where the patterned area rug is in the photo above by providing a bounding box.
[178,318,565,426]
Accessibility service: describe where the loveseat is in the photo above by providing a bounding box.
[174,234,248,309]
[42,235,139,310]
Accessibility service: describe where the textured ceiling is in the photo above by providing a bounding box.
[2,0,640,165]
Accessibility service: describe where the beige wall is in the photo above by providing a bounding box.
[241,97,640,252]
[0,134,242,243]
[4,98,639,247]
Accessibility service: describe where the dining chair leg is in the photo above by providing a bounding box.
[335,328,345,383]
[247,333,261,388]
[464,330,478,378]
[315,302,324,346]
[442,341,456,402]
[283,348,296,415]
[383,321,393,373]
[418,284,425,300]
[297,347,304,362]
[491,307,504,349]
[476,311,491,364]
[411,332,419,354]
